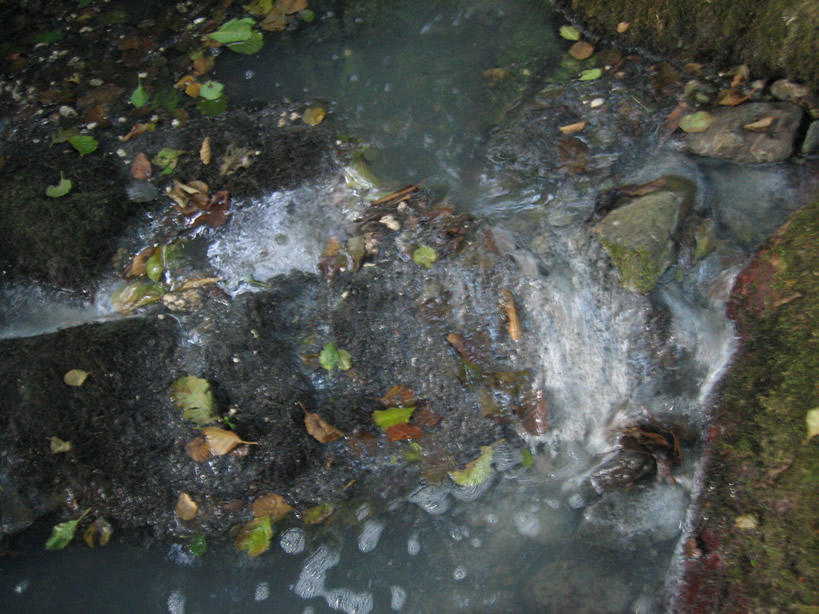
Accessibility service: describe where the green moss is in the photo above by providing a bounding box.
[601,240,661,294]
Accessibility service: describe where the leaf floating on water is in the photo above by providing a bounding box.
[252,494,294,521]
[319,343,352,371]
[130,78,149,107]
[200,137,211,165]
[175,493,199,521]
[559,25,580,41]
[131,152,152,179]
[153,147,184,175]
[521,448,534,468]
[499,289,522,341]
[49,436,72,454]
[718,89,754,106]
[679,111,713,133]
[45,509,90,550]
[185,436,211,462]
[568,41,594,60]
[578,68,602,81]
[373,406,416,430]
[412,245,437,269]
[303,407,344,443]
[302,106,326,126]
[227,31,264,55]
[235,514,273,557]
[620,177,667,197]
[46,172,72,197]
[201,426,257,455]
[199,80,224,101]
[301,503,335,525]
[187,534,207,557]
[64,369,90,387]
[385,423,424,441]
[449,445,494,487]
[69,134,98,156]
[378,385,416,408]
[83,517,113,548]
[806,407,819,442]
[170,375,217,426]
[558,120,586,135]
[743,116,775,132]
[208,18,256,44]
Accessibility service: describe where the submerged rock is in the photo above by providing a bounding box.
[596,175,695,293]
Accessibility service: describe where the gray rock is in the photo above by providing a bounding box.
[801,120,819,157]
[681,102,803,163]
[0,487,34,536]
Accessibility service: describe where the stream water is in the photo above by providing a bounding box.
[0,1,810,613]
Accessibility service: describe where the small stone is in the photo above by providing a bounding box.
[59,105,77,118]
[589,97,605,108]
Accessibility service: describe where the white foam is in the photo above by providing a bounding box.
[167,589,185,614]
[280,527,306,554]
[357,519,385,553]
[254,581,270,601]
[390,585,407,610]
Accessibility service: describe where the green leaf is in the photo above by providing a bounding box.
[679,111,714,133]
[449,445,494,487]
[111,281,163,314]
[63,369,89,386]
[337,349,352,371]
[199,80,224,101]
[412,245,437,269]
[226,31,264,55]
[146,248,164,282]
[152,148,184,174]
[197,95,229,117]
[52,127,79,144]
[46,172,72,198]
[35,31,64,44]
[559,25,581,41]
[302,503,335,525]
[299,9,315,23]
[68,135,98,155]
[130,79,149,108]
[235,514,273,557]
[403,441,423,462]
[169,375,217,426]
[372,406,416,430]
[208,18,256,44]
[151,87,180,112]
[243,0,273,16]
[319,343,351,371]
[187,534,207,557]
[45,509,90,550]
[578,68,602,81]
[520,448,534,468]
[806,407,819,442]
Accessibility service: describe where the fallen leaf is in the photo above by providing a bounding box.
[616,22,629,33]
[176,277,221,291]
[187,534,207,556]
[235,514,273,557]
[252,494,294,521]
[319,342,352,371]
[499,289,522,341]
[199,80,224,101]
[483,67,509,86]
[621,177,668,196]
[82,517,113,548]
[372,406,416,430]
[45,509,90,550]
[153,147,184,175]
[46,172,72,197]
[175,492,198,521]
[557,136,588,175]
[718,89,754,106]
[64,369,90,386]
[130,78,149,107]
[185,436,211,462]
[385,423,424,441]
[568,41,594,60]
[278,0,307,13]
[578,68,602,81]
[131,152,152,179]
[69,134,98,156]
[49,436,72,454]
[558,120,586,135]
[679,111,713,133]
[120,122,154,142]
[734,514,758,530]
[559,25,580,41]
[302,106,326,126]
[412,401,442,428]
[449,445,494,487]
[170,375,217,425]
[111,281,163,314]
[192,54,215,76]
[652,62,681,97]
[806,407,819,442]
[301,503,335,524]
[446,333,487,366]
[743,116,775,132]
[377,385,416,408]
[304,408,344,443]
[200,137,211,165]
[201,426,258,455]
[412,245,437,269]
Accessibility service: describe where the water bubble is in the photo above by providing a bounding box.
[390,585,407,610]
[453,566,467,581]
[324,588,373,614]
[407,533,420,556]
[254,581,270,601]
[295,545,339,599]
[358,519,384,553]
[449,525,469,541]
[167,589,185,614]
[280,528,306,554]
[568,493,585,509]
[513,511,541,538]
[355,503,371,522]
[408,484,451,515]
[484,513,499,526]
[470,537,482,548]
[14,580,29,594]
[244,69,255,80]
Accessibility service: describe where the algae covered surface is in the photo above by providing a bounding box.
[678,200,819,613]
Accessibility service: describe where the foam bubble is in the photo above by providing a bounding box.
[280,527,306,554]
[295,545,340,599]
[167,589,185,614]
[390,585,407,610]
[324,588,373,614]
[254,581,270,601]
[358,519,385,553]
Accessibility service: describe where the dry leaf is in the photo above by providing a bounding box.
[83,517,113,548]
[176,277,220,291]
[743,116,775,132]
[734,514,758,530]
[64,369,90,387]
[558,120,587,135]
[131,152,152,179]
[621,177,668,196]
[718,89,755,106]
[616,22,629,33]
[483,67,509,86]
[251,494,294,521]
[120,122,153,142]
[499,289,522,341]
[278,0,307,14]
[200,137,211,165]
[192,55,215,76]
[304,409,344,443]
[568,41,595,60]
[49,436,72,454]
[175,492,198,521]
[124,246,155,279]
[302,106,326,126]
[377,385,416,408]
[385,423,424,441]
[201,427,258,455]
[185,436,211,462]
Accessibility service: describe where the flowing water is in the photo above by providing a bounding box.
[1,1,810,613]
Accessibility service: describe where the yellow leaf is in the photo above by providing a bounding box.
[302,106,326,126]
[176,277,221,291]
[616,22,630,33]
[252,494,294,521]
[83,517,113,548]
[304,409,344,443]
[568,41,595,60]
[743,116,775,132]
[201,427,258,455]
[64,369,90,386]
[806,407,819,442]
[734,514,758,530]
[559,120,587,135]
[185,436,211,462]
[175,492,198,521]
[49,436,72,454]
[200,137,211,165]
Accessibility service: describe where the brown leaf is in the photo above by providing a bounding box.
[518,388,549,436]
[303,408,344,443]
[385,423,424,441]
[446,333,488,366]
[660,102,688,140]
[651,62,681,98]
[483,67,510,86]
[412,400,442,429]
[120,122,153,142]
[499,289,522,341]
[201,427,258,455]
[718,88,755,106]
[569,41,595,60]
[251,494,294,521]
[377,385,416,408]
[131,152,152,180]
[558,120,587,135]
[620,177,667,197]
[124,246,155,279]
[277,0,308,14]
[616,22,630,33]
[175,492,198,521]
[556,137,588,175]
[743,116,775,132]
[260,7,287,31]
[192,55,215,76]
[185,436,211,462]
[200,137,211,165]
